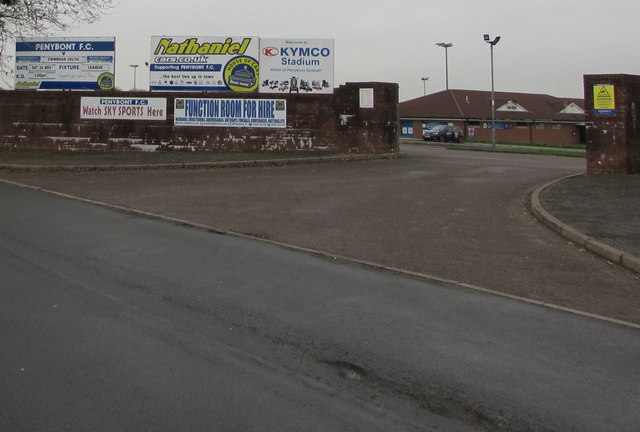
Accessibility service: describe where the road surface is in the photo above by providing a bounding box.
[1,180,639,431]
[2,144,638,324]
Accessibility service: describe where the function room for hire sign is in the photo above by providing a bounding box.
[174,98,286,128]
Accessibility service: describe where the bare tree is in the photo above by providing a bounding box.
[0,0,115,85]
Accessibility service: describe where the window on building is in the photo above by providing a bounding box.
[401,121,414,137]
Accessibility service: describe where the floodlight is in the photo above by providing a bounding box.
[435,42,453,89]
[482,34,503,147]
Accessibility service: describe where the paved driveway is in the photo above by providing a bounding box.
[2,143,639,324]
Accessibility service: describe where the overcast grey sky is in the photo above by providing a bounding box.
[56,0,638,100]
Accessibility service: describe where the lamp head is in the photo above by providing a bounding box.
[484,35,501,45]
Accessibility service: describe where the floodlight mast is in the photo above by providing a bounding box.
[483,34,501,147]
[435,42,453,90]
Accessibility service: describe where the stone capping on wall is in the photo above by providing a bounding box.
[0,82,399,154]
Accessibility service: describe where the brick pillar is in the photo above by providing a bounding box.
[584,74,640,174]
[334,82,399,153]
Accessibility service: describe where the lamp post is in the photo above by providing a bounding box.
[483,34,500,148]
[129,64,139,91]
[435,42,453,90]
[421,77,429,96]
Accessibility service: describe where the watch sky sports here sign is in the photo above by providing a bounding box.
[15,37,115,90]
[80,97,167,121]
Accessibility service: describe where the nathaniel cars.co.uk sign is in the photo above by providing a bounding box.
[149,36,260,92]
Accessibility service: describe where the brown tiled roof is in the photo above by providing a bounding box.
[399,89,585,122]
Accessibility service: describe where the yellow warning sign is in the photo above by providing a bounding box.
[593,84,616,114]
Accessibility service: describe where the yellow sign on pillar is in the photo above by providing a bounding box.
[593,84,616,115]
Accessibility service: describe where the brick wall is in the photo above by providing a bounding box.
[531,123,581,146]
[0,82,398,154]
[584,74,640,174]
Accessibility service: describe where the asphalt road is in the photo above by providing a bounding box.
[2,175,640,431]
[2,144,639,324]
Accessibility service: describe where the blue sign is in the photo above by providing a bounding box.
[15,37,116,90]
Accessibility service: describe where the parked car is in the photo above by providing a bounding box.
[423,125,464,143]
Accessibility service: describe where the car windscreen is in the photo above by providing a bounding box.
[428,125,447,132]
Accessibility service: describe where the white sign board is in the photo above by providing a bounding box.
[149,36,260,92]
[81,97,167,120]
[15,37,115,90]
[359,88,374,108]
[259,38,334,94]
[174,98,286,128]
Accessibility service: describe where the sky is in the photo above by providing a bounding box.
[27,0,640,101]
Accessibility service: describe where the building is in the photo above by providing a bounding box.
[399,89,585,146]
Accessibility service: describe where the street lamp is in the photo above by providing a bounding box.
[421,77,429,96]
[483,34,501,148]
[435,42,453,90]
[129,64,139,91]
